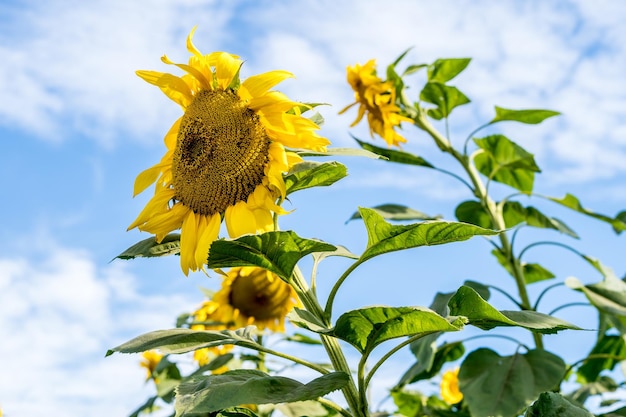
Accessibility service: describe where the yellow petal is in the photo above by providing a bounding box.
[186,26,202,57]
[128,188,175,230]
[240,70,293,100]
[225,201,257,237]
[141,203,188,242]
[163,117,182,150]
[180,210,199,275]
[133,163,166,197]
[212,52,242,90]
[194,213,220,269]
[161,54,211,91]
[136,71,193,108]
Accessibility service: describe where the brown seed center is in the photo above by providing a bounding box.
[229,270,292,320]
[171,89,271,216]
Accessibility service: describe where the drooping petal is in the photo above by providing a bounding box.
[128,188,176,230]
[195,213,220,269]
[240,70,294,100]
[136,71,193,108]
[133,162,168,197]
[180,210,199,275]
[225,201,257,237]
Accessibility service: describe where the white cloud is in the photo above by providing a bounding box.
[0,241,197,417]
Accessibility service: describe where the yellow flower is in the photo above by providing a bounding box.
[139,350,163,381]
[340,59,412,147]
[440,367,463,404]
[129,27,330,275]
[212,266,301,332]
[190,299,234,369]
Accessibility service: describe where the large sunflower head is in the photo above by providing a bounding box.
[340,59,412,147]
[128,27,330,275]
[212,266,301,332]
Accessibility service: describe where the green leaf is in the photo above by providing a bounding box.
[525,392,593,417]
[115,233,180,260]
[284,333,322,345]
[473,134,540,193]
[106,327,261,356]
[578,335,626,383]
[359,208,498,263]
[524,206,579,238]
[331,306,464,354]
[207,231,337,282]
[295,147,384,159]
[491,107,561,125]
[153,356,182,399]
[348,203,438,223]
[275,400,329,417]
[566,275,626,317]
[284,161,347,195]
[287,307,330,334]
[460,348,566,417]
[427,58,471,83]
[214,407,260,417]
[455,200,492,228]
[403,64,427,76]
[548,193,626,234]
[420,82,470,120]
[391,389,425,417]
[174,370,349,415]
[569,375,618,406]
[354,137,434,167]
[521,263,556,284]
[128,396,159,417]
[398,340,465,387]
[448,286,580,333]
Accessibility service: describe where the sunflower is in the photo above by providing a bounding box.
[128,27,330,275]
[190,299,234,369]
[212,266,301,332]
[340,59,412,147]
[139,350,163,381]
[440,367,463,404]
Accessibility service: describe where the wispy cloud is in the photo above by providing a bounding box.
[0,240,196,416]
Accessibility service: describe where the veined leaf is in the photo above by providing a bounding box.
[332,306,465,354]
[207,231,336,282]
[577,335,626,383]
[566,275,626,317]
[491,106,560,125]
[525,392,593,417]
[448,286,580,333]
[460,348,566,417]
[473,134,540,193]
[455,200,492,229]
[295,147,384,159]
[284,161,347,195]
[359,207,498,263]
[106,327,261,356]
[427,58,471,83]
[548,193,626,234]
[420,82,470,120]
[175,370,349,415]
[354,137,434,167]
[348,203,438,223]
[115,233,180,260]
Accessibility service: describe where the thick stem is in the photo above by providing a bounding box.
[415,113,543,349]
[290,266,366,417]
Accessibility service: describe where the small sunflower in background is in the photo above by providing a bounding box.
[340,59,412,147]
[129,27,330,275]
[189,299,234,369]
[440,367,463,404]
[139,350,164,382]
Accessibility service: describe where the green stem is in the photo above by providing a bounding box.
[325,260,362,321]
[415,113,543,349]
[291,266,365,417]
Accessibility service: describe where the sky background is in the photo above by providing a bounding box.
[1,0,626,416]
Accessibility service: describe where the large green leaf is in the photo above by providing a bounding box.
[332,306,465,354]
[490,107,561,125]
[455,200,492,228]
[174,370,349,415]
[207,231,336,281]
[106,327,260,356]
[115,233,180,260]
[473,135,540,193]
[448,286,580,333]
[502,202,579,238]
[359,207,498,263]
[354,137,434,167]
[427,58,472,83]
[566,275,626,317]
[420,82,470,120]
[569,376,618,406]
[348,203,437,223]
[578,335,626,383]
[284,161,347,195]
[548,193,626,234]
[525,392,593,417]
[460,348,566,417]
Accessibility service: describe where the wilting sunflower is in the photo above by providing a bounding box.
[211,266,301,332]
[440,367,463,404]
[340,59,412,147]
[128,27,330,275]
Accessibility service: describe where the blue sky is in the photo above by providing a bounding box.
[1,0,626,415]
